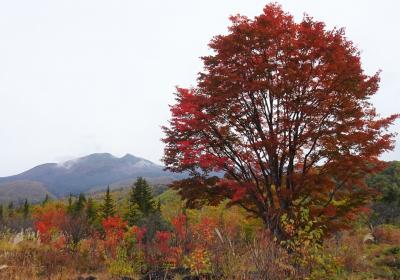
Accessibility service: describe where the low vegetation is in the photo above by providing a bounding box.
[0,167,398,279]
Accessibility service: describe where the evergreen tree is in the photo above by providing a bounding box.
[73,193,86,215]
[132,177,155,216]
[7,202,14,219]
[42,193,50,206]
[86,197,97,224]
[126,189,140,226]
[100,186,116,219]
[67,194,73,214]
[23,199,29,220]
[156,199,161,212]
[125,178,157,226]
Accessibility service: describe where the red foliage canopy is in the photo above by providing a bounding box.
[163,4,399,234]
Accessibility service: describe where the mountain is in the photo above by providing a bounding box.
[0,180,53,204]
[0,153,181,201]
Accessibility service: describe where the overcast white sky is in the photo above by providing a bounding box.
[0,0,399,176]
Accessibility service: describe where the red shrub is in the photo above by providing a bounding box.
[193,217,218,246]
[155,231,171,255]
[128,225,147,249]
[33,204,67,244]
[171,213,187,240]
[102,215,127,256]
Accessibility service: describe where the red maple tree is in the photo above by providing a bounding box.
[163,4,399,235]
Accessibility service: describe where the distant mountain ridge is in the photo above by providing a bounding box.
[0,153,180,203]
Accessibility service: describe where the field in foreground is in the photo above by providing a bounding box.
[0,185,399,280]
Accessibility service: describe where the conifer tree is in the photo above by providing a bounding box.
[7,202,14,219]
[100,186,116,219]
[86,197,97,224]
[126,187,140,226]
[67,194,73,214]
[23,199,29,220]
[132,177,155,216]
[156,199,161,212]
[42,193,50,206]
[73,193,86,215]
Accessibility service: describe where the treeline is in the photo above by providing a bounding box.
[0,198,32,230]
[0,177,170,247]
[2,160,399,233]
[368,161,400,225]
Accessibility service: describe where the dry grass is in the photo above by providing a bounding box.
[1,225,400,279]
